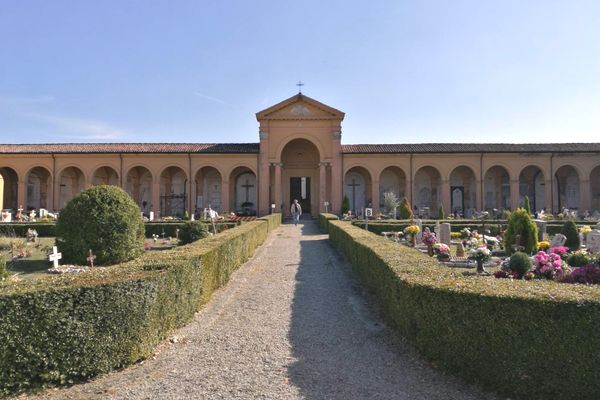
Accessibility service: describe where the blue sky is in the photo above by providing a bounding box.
[0,1,598,144]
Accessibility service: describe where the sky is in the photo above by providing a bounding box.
[0,0,599,144]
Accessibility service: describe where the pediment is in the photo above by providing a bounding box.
[256,94,345,121]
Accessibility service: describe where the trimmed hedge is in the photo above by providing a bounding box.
[144,221,237,238]
[259,213,283,232]
[0,214,281,394]
[352,221,504,236]
[0,223,56,237]
[318,213,339,233]
[326,219,600,400]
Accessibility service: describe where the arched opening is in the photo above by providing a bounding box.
[230,167,257,216]
[449,166,477,217]
[160,166,187,217]
[125,166,153,215]
[344,166,371,216]
[92,166,119,186]
[280,139,320,215]
[26,167,51,211]
[554,165,580,212]
[484,166,510,211]
[519,166,545,213]
[0,167,19,211]
[58,167,84,209]
[195,167,222,213]
[590,166,600,214]
[379,166,406,213]
[413,166,441,218]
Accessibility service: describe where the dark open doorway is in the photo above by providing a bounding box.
[290,177,311,215]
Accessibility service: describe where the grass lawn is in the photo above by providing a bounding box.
[1,237,183,281]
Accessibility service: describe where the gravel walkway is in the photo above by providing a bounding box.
[23,221,497,400]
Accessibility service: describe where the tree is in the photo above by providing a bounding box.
[383,192,400,219]
[341,195,350,214]
[523,196,531,215]
[562,220,580,252]
[56,186,145,266]
[180,221,209,244]
[438,203,445,220]
[399,197,413,219]
[503,208,538,255]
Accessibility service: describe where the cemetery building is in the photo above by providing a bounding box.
[1,93,600,218]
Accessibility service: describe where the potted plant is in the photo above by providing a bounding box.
[403,225,420,247]
[421,227,437,256]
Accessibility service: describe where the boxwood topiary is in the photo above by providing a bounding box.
[399,197,413,219]
[567,251,592,267]
[179,221,209,244]
[504,208,538,255]
[562,220,580,252]
[508,251,532,275]
[55,186,145,266]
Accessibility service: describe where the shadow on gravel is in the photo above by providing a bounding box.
[286,221,494,400]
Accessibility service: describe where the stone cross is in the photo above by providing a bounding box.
[49,246,62,268]
[550,233,567,248]
[242,179,254,202]
[86,249,96,268]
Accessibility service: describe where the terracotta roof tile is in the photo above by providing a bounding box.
[0,143,260,154]
[341,143,600,154]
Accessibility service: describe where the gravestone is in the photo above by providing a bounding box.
[39,208,48,218]
[440,223,451,245]
[48,246,62,268]
[456,242,466,257]
[534,219,547,241]
[550,233,567,248]
[586,231,600,253]
[415,219,423,244]
[1,212,11,223]
[435,221,441,239]
[149,211,154,221]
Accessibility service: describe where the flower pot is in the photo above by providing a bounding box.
[427,245,434,257]
[476,259,485,273]
[411,235,416,247]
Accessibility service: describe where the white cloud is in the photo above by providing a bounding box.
[20,111,129,140]
[193,92,225,104]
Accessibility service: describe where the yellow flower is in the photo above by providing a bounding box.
[537,240,550,251]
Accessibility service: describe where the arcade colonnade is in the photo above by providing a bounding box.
[1,94,600,218]
[1,150,599,218]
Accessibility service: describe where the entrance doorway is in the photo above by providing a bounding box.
[290,177,311,215]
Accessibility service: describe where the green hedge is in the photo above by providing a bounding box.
[258,213,283,232]
[0,214,281,394]
[318,213,339,233]
[352,221,504,236]
[0,222,239,239]
[326,220,600,400]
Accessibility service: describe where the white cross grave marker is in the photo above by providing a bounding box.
[49,246,62,268]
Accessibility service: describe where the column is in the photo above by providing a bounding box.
[580,180,590,212]
[221,180,230,214]
[319,162,327,213]
[510,179,520,211]
[190,180,197,215]
[274,163,282,213]
[475,179,483,211]
[545,179,553,213]
[441,180,451,216]
[371,178,380,215]
[17,180,26,211]
[151,182,160,217]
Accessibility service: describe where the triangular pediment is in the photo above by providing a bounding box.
[256,94,345,121]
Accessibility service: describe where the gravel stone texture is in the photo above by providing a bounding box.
[21,221,498,400]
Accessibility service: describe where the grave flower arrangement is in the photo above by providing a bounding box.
[433,243,450,261]
[422,228,437,256]
[403,224,420,247]
[537,240,550,251]
[468,245,491,272]
[532,251,568,280]
[560,263,600,284]
[579,225,593,235]
[460,227,471,239]
[550,246,569,260]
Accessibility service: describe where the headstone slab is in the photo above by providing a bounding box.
[1,212,11,223]
[415,219,423,244]
[586,231,600,253]
[550,233,567,248]
[440,223,451,245]
[149,211,154,221]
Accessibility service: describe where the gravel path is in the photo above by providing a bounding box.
[23,221,497,400]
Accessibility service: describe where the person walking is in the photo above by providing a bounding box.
[290,199,302,226]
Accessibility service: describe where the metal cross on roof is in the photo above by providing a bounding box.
[296,80,304,93]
